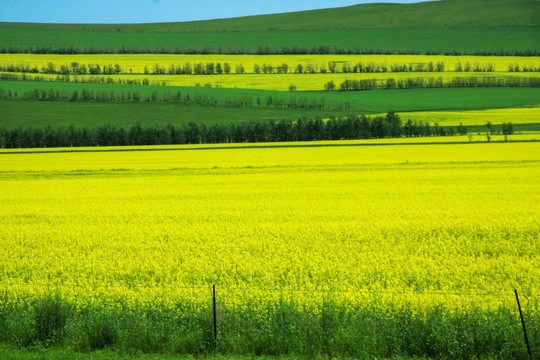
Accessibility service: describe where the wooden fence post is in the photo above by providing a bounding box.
[514,289,532,360]
[213,284,217,350]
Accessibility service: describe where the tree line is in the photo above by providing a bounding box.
[4,60,539,76]
[508,64,540,72]
[0,113,515,149]
[332,76,540,91]
[1,45,538,57]
[0,87,353,111]
[0,73,156,86]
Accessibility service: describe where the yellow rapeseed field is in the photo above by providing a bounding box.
[1,141,539,313]
[2,54,539,73]
[388,108,540,127]
[5,71,538,91]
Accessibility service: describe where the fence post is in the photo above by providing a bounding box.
[514,289,532,360]
[212,284,217,350]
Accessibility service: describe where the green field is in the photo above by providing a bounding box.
[1,81,540,129]
[1,0,538,54]
[1,27,538,55]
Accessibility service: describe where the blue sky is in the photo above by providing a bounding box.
[0,0,428,24]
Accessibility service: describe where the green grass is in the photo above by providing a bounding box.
[320,87,540,113]
[0,101,338,129]
[0,346,426,360]
[1,0,538,54]
[0,346,290,360]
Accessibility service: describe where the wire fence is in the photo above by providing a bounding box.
[0,281,536,358]
[0,280,533,311]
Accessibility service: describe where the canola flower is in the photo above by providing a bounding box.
[1,54,539,73]
[3,71,539,91]
[0,141,539,314]
[386,108,540,127]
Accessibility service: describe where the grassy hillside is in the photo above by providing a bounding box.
[1,0,538,54]
[3,0,538,32]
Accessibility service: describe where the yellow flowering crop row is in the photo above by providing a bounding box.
[1,54,539,73]
[382,108,540,126]
[1,141,539,313]
[4,70,538,91]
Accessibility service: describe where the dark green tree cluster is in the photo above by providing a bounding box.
[508,64,540,72]
[0,72,154,85]
[501,122,514,135]
[404,119,455,137]
[0,87,353,111]
[0,115,516,149]
[0,62,124,75]
[336,76,540,91]
[1,45,538,57]
[484,121,515,136]
[0,112,477,149]
[453,62,495,72]
[4,60,536,76]
[152,62,233,75]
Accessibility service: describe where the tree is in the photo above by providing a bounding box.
[386,78,397,89]
[194,63,205,74]
[385,111,402,138]
[89,64,101,75]
[223,63,231,74]
[235,64,245,74]
[502,122,514,141]
[486,121,494,135]
[70,90,79,102]
[457,123,467,135]
[324,80,336,91]
[328,61,337,73]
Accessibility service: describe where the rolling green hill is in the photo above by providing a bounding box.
[1,0,538,54]
[4,0,538,32]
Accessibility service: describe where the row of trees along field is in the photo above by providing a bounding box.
[2,61,539,76]
[1,45,539,57]
[330,76,540,91]
[3,73,540,92]
[0,73,157,85]
[0,113,515,148]
[0,87,354,111]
